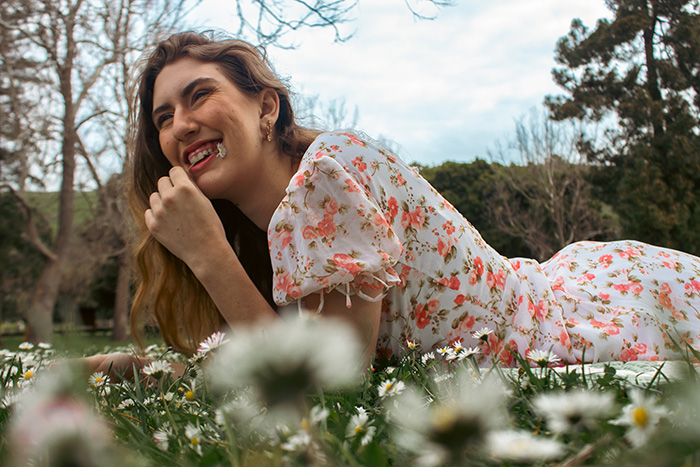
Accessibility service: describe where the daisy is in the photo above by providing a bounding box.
[184,423,204,455]
[472,328,493,342]
[378,378,406,398]
[153,425,172,451]
[18,342,34,351]
[116,398,134,410]
[346,407,377,446]
[406,339,418,350]
[421,352,435,365]
[486,430,564,463]
[142,360,174,379]
[527,349,562,368]
[532,390,614,433]
[89,371,109,388]
[197,331,229,355]
[612,388,668,447]
[437,346,455,359]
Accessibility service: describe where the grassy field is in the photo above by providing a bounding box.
[0,333,165,356]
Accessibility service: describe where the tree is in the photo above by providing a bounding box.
[486,107,619,262]
[547,0,700,254]
[0,0,190,343]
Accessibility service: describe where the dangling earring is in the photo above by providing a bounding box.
[266,120,273,142]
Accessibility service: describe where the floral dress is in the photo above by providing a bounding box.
[268,131,700,365]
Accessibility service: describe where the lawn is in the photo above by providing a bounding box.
[1,317,699,466]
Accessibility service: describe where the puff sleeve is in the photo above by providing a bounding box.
[268,136,403,307]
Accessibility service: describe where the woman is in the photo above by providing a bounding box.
[93,31,700,375]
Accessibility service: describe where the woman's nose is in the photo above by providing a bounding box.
[172,110,198,141]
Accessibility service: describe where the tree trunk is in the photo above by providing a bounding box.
[112,251,130,342]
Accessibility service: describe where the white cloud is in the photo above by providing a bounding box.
[192,0,611,164]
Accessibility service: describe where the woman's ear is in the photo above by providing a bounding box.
[259,88,280,127]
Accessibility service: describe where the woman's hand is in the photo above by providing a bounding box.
[145,167,229,269]
[82,352,144,382]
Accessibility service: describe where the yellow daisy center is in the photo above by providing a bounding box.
[385,383,393,391]
[23,370,34,380]
[632,407,649,427]
[95,377,103,384]
[190,437,199,447]
[185,391,195,401]
[300,419,309,431]
[355,425,364,435]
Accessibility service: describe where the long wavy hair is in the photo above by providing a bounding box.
[126,31,319,354]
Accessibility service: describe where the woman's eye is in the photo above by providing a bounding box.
[156,113,172,129]
[192,89,210,103]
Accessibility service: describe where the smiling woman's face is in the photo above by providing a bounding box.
[152,56,268,202]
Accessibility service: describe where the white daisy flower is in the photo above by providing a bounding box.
[89,371,109,388]
[184,423,203,455]
[612,388,668,447]
[197,331,229,355]
[208,314,362,410]
[421,352,436,365]
[141,360,174,379]
[117,398,135,410]
[486,430,565,463]
[346,407,376,446]
[528,349,562,367]
[437,346,455,359]
[153,425,172,451]
[37,342,52,350]
[406,339,418,350]
[472,327,493,342]
[378,378,406,398]
[532,390,615,433]
[18,342,34,351]
[280,429,312,451]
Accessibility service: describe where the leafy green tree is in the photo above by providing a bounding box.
[547,0,700,254]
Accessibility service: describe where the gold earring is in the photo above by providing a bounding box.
[266,120,272,142]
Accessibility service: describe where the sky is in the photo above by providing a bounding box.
[190,1,611,166]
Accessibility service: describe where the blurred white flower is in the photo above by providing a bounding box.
[208,314,362,410]
[472,328,493,342]
[197,331,229,355]
[153,425,172,451]
[280,429,312,451]
[142,360,174,379]
[421,353,435,365]
[486,430,565,463]
[612,388,668,447]
[528,349,562,368]
[391,371,507,465]
[378,378,406,398]
[532,390,615,433]
[346,406,376,446]
[184,423,204,455]
[18,342,34,351]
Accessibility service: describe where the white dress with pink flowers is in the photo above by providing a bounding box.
[267,131,700,365]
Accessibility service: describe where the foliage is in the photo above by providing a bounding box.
[547,0,700,255]
[2,318,700,466]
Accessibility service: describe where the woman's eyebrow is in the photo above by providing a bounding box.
[152,77,218,121]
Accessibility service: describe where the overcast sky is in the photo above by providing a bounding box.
[191,1,611,165]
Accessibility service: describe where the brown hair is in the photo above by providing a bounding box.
[126,31,319,354]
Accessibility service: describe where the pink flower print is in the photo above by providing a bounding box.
[333,253,362,275]
[324,197,339,215]
[448,276,461,290]
[598,254,613,266]
[577,272,596,283]
[279,230,292,249]
[612,282,631,293]
[275,271,302,299]
[292,172,306,187]
[342,133,364,146]
[372,211,390,229]
[468,269,478,286]
[660,282,672,295]
[401,206,425,230]
[302,225,318,240]
[618,246,641,260]
[436,235,453,258]
[314,150,325,159]
[534,300,549,321]
[387,196,399,220]
[560,330,571,349]
[590,319,620,335]
[489,269,506,290]
[454,294,466,305]
[633,343,647,354]
[619,347,638,362]
[598,292,610,300]
[630,282,644,295]
[685,280,700,293]
[474,257,484,277]
[511,259,521,271]
[442,221,456,235]
[415,300,439,329]
[551,276,565,292]
[344,177,361,193]
[351,156,367,172]
[396,173,406,186]
[317,214,337,238]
